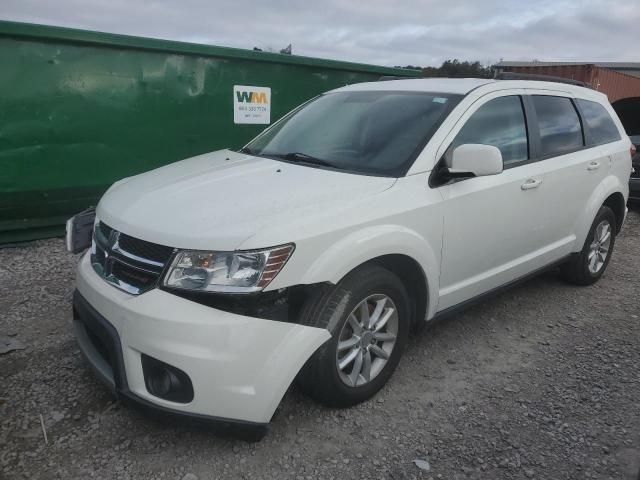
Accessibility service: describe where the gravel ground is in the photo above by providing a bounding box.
[1,210,639,480]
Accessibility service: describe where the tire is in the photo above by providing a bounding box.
[296,264,410,407]
[561,205,616,286]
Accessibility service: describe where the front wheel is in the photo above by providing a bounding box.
[561,205,616,285]
[296,265,410,407]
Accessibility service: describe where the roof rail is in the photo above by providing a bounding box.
[494,71,592,88]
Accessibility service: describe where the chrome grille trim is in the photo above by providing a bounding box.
[112,240,165,268]
[90,222,175,295]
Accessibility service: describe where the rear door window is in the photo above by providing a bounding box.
[576,99,621,145]
[532,96,583,157]
[451,95,528,166]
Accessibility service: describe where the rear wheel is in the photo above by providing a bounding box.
[561,206,616,285]
[297,264,410,407]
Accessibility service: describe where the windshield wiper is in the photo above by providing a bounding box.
[269,152,338,168]
[242,149,341,169]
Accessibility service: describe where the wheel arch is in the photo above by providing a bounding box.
[575,177,626,248]
[297,225,440,321]
[367,254,429,330]
[602,191,625,233]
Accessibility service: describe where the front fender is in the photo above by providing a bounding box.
[298,224,441,319]
[574,174,626,250]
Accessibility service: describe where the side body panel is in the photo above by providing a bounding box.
[522,89,624,252]
[437,161,572,310]
[425,86,630,312]
[433,89,574,310]
[567,96,631,247]
[249,174,444,320]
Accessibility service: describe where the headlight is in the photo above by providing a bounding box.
[163,244,294,293]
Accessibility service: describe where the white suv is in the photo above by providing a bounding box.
[70,78,632,430]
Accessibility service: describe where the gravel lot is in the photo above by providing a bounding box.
[1,210,639,480]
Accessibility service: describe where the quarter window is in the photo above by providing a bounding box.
[451,96,528,166]
[576,99,621,145]
[532,96,583,157]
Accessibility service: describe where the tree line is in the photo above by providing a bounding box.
[396,59,494,78]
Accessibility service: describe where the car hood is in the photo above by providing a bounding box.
[97,149,396,251]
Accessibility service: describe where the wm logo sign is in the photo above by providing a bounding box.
[233,85,271,124]
[236,91,268,103]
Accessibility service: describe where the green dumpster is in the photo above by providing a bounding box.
[0,21,420,243]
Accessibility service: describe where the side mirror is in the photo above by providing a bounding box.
[450,144,503,177]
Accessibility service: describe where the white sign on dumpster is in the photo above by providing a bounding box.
[233,85,271,124]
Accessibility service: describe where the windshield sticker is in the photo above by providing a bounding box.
[234,85,271,124]
[433,97,448,104]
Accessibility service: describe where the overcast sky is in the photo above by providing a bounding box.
[0,0,637,67]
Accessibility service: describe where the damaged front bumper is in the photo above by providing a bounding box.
[73,252,330,426]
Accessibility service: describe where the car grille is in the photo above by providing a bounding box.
[90,221,175,295]
[118,234,175,264]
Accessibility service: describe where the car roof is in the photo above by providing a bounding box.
[331,77,608,102]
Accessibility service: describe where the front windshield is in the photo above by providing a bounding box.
[243,91,461,176]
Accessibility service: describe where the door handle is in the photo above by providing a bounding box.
[521,178,542,190]
[587,161,601,171]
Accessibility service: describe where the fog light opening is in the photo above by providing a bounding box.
[141,354,194,403]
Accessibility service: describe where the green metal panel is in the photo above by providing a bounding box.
[0,21,420,243]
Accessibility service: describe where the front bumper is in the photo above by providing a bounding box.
[74,252,330,424]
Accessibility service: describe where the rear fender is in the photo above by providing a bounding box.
[574,175,625,250]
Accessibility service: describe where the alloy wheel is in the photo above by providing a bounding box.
[588,219,612,274]
[335,294,398,387]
